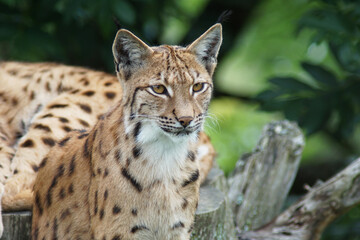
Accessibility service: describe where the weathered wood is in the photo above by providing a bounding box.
[192,165,236,239]
[1,211,31,240]
[238,157,360,240]
[228,120,305,230]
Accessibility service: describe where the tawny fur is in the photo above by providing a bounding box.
[1,24,221,239]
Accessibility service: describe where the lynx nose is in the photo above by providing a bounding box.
[178,116,193,128]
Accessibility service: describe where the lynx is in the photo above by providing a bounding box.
[0,23,221,239]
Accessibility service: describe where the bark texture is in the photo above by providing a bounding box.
[1,211,31,240]
[228,120,305,230]
[192,166,236,239]
[238,157,360,240]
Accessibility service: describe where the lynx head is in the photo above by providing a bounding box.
[112,24,222,143]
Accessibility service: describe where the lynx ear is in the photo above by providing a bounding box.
[187,23,222,76]
[112,29,153,80]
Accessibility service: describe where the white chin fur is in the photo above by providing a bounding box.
[136,121,197,181]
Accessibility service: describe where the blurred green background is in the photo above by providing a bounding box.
[1,0,359,238]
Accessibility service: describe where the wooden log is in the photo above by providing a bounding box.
[228,120,305,230]
[191,165,236,239]
[239,157,360,240]
[1,211,31,240]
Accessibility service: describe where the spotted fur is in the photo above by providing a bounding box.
[2,24,220,239]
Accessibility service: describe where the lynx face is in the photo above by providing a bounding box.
[113,24,222,143]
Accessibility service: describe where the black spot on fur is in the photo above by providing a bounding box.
[79,77,89,86]
[30,91,35,100]
[68,183,74,194]
[49,104,68,109]
[57,164,65,177]
[34,124,51,132]
[172,221,185,229]
[113,205,121,214]
[100,208,105,220]
[132,146,141,158]
[131,208,137,216]
[78,103,92,113]
[82,90,95,96]
[59,188,66,199]
[104,189,108,200]
[187,151,195,161]
[21,139,34,148]
[42,113,53,118]
[83,138,91,159]
[59,117,69,123]
[115,149,121,164]
[133,122,141,139]
[94,190,98,215]
[78,133,89,139]
[111,236,121,240]
[14,169,18,174]
[104,82,113,86]
[12,97,18,106]
[40,157,48,168]
[32,164,39,172]
[104,168,109,178]
[131,225,149,233]
[59,137,71,146]
[8,69,18,75]
[35,192,43,216]
[62,126,72,132]
[69,155,76,176]
[52,218,58,240]
[78,119,90,127]
[122,168,142,192]
[42,137,55,147]
[60,208,71,220]
[105,92,116,99]
[182,198,188,209]
[182,169,199,187]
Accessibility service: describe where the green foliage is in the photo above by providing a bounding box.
[0,0,205,71]
[257,0,360,145]
[205,98,275,175]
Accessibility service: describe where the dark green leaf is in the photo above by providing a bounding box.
[269,77,315,92]
[301,62,339,86]
[300,96,333,135]
[255,89,284,101]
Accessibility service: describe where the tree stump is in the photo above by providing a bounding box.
[1,211,31,240]
[191,166,236,239]
[228,120,304,230]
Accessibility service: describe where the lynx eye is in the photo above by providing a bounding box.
[193,83,205,92]
[151,85,167,94]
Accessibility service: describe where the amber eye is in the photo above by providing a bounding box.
[193,83,204,92]
[151,85,167,94]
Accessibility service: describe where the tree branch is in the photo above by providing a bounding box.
[239,157,360,240]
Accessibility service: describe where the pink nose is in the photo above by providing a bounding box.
[178,116,193,127]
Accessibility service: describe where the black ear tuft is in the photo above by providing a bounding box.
[113,17,122,31]
[216,10,232,24]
